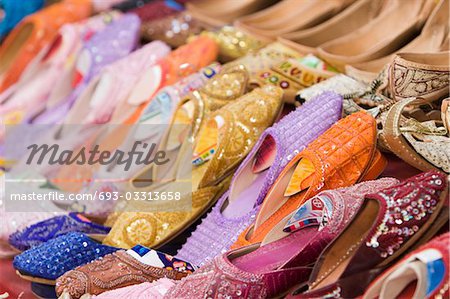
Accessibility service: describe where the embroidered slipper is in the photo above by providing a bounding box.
[289,171,448,298]
[90,279,175,299]
[56,244,197,299]
[0,0,92,94]
[129,64,249,191]
[102,85,283,250]
[249,55,338,104]
[13,232,119,285]
[176,91,343,267]
[232,111,387,249]
[164,178,399,298]
[9,213,111,252]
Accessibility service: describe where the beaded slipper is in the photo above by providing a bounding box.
[8,213,111,252]
[129,64,249,191]
[0,0,92,94]
[288,171,449,298]
[0,0,44,40]
[176,91,343,267]
[250,54,338,104]
[363,232,449,299]
[56,244,196,299]
[227,42,302,77]
[13,232,119,285]
[165,178,398,298]
[102,85,283,250]
[232,111,387,249]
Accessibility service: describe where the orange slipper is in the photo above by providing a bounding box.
[0,0,92,94]
[232,111,387,249]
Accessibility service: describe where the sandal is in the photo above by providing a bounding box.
[317,0,436,71]
[363,233,449,299]
[56,244,196,299]
[235,0,355,43]
[288,171,449,298]
[165,178,398,298]
[0,0,92,94]
[232,111,387,249]
[102,85,283,250]
[176,91,343,267]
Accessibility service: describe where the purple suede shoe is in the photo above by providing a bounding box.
[176,91,343,266]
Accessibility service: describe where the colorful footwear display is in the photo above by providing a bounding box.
[176,91,343,266]
[0,1,449,298]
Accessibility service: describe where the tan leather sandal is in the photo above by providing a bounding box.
[317,0,437,71]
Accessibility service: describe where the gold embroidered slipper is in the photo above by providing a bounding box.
[102,85,284,249]
[129,64,250,190]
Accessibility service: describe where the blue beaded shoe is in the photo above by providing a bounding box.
[13,232,119,285]
[9,213,111,252]
[0,0,45,40]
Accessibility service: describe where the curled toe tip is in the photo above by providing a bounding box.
[56,271,89,299]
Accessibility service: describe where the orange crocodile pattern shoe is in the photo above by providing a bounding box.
[0,0,92,93]
[232,111,387,249]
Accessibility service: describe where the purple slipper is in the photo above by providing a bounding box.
[176,91,343,266]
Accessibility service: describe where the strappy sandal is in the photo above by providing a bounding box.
[384,97,450,173]
[235,0,355,43]
[288,171,449,299]
[232,111,387,249]
[102,85,283,250]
